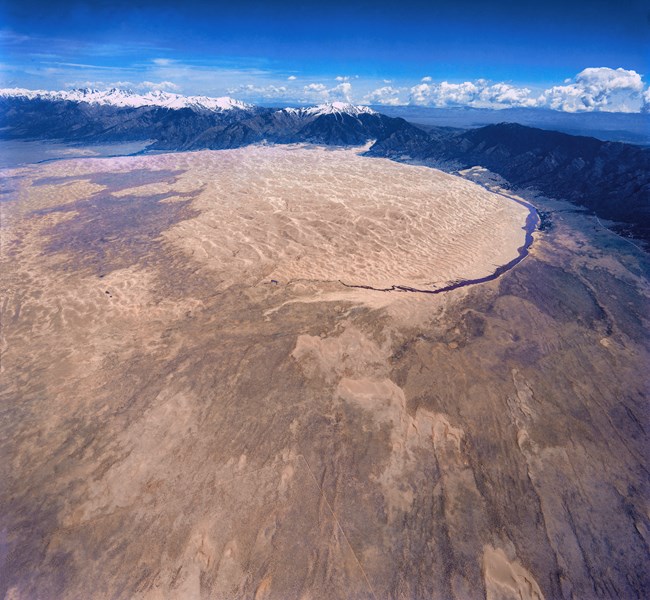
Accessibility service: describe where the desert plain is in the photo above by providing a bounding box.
[0,145,648,599]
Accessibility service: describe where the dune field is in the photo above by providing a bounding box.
[3,145,530,291]
[1,145,648,599]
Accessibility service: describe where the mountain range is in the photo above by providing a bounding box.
[2,87,649,246]
[0,87,252,111]
[0,88,409,148]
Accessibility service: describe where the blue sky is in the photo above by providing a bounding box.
[1,0,648,111]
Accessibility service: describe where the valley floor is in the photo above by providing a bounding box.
[1,146,648,599]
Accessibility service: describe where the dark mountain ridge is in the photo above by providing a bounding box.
[0,95,421,149]
[373,105,650,146]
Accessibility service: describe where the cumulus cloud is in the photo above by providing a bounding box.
[409,78,537,109]
[363,86,403,106]
[413,80,476,105]
[332,82,352,100]
[477,82,536,107]
[302,81,352,102]
[540,67,645,112]
[408,69,649,112]
[287,75,297,80]
[335,75,350,82]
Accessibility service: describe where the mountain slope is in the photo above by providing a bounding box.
[439,124,650,228]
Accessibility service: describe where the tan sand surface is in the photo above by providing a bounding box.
[5,144,528,291]
[1,148,648,599]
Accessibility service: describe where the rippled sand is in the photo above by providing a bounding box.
[5,144,529,291]
[2,146,648,600]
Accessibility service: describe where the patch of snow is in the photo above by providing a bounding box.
[305,102,376,116]
[277,102,376,118]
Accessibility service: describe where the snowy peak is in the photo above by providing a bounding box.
[307,102,377,116]
[0,87,253,112]
[280,102,376,118]
[0,89,376,117]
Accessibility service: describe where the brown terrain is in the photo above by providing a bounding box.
[0,146,648,599]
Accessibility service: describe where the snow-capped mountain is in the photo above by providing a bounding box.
[305,102,376,116]
[0,87,252,112]
[281,102,376,118]
[0,86,418,149]
[0,88,378,117]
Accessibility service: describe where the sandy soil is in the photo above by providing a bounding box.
[0,147,648,599]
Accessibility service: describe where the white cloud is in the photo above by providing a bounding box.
[287,75,297,80]
[410,80,472,106]
[64,80,111,89]
[302,81,352,102]
[335,75,350,81]
[152,58,174,66]
[539,67,645,112]
[421,76,432,82]
[333,82,352,100]
[409,79,538,109]
[408,69,649,112]
[383,79,392,84]
[363,86,403,106]
[64,79,180,93]
[304,83,327,93]
[141,80,179,91]
[477,82,536,108]
[436,81,478,105]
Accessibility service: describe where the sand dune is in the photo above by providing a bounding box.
[7,144,529,292]
[167,146,529,289]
